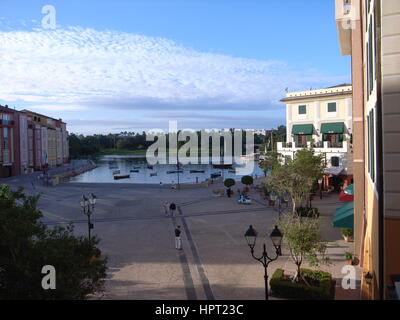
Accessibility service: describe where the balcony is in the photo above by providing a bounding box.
[277,140,348,153]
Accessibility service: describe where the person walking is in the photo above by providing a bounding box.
[169,202,177,217]
[175,225,182,250]
[163,201,170,216]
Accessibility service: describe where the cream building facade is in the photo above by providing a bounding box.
[277,84,353,189]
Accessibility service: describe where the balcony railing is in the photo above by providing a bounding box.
[326,141,343,148]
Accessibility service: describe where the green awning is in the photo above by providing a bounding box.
[291,124,314,135]
[333,201,354,228]
[320,122,345,134]
[344,184,354,195]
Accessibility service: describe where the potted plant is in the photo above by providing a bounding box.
[341,228,353,242]
[344,252,353,265]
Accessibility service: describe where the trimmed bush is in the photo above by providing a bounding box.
[224,178,235,188]
[241,175,254,186]
[270,268,334,300]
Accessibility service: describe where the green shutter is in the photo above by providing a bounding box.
[320,122,345,134]
[328,102,337,112]
[298,105,306,114]
[291,124,314,135]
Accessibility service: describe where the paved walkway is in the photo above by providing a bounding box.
[1,175,361,299]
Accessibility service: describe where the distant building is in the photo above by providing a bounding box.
[277,84,353,190]
[0,105,69,178]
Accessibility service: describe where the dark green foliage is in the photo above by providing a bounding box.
[0,184,107,299]
[224,178,235,188]
[270,268,334,300]
[296,207,320,218]
[241,175,253,186]
[341,228,353,237]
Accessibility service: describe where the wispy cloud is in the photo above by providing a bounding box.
[0,26,348,133]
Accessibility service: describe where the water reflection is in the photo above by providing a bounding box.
[69,155,264,184]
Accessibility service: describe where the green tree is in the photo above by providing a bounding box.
[241,175,254,186]
[0,185,107,299]
[258,151,282,177]
[267,148,325,215]
[224,178,235,188]
[277,212,330,285]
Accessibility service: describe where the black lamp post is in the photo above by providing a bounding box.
[244,225,283,300]
[80,193,97,240]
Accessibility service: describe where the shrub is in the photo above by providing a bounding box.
[241,175,253,186]
[224,178,235,188]
[341,228,353,237]
[296,207,319,218]
[345,252,353,261]
[270,268,334,300]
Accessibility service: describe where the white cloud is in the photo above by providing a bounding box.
[0,26,349,133]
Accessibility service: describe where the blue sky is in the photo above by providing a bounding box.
[0,0,350,134]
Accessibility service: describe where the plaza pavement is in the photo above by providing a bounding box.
[2,174,361,300]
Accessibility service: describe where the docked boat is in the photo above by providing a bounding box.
[190,170,205,173]
[150,173,157,177]
[167,170,183,174]
[112,170,121,175]
[147,165,154,169]
[130,169,139,173]
[210,172,222,179]
[213,164,232,169]
[114,174,130,180]
[228,170,236,173]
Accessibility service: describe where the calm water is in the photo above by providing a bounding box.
[69,155,264,184]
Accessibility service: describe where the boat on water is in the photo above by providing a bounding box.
[213,164,232,169]
[130,169,139,173]
[210,172,222,179]
[112,170,121,175]
[190,170,205,173]
[133,166,141,169]
[147,165,154,169]
[228,170,236,173]
[167,170,183,174]
[150,173,157,177]
[114,174,130,180]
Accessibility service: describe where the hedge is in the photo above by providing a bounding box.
[270,268,334,300]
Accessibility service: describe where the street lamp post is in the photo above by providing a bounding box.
[244,225,283,300]
[80,193,97,240]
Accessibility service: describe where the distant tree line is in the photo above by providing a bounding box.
[69,127,286,159]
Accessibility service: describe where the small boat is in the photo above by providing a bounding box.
[167,170,183,174]
[114,174,130,180]
[211,172,221,179]
[190,170,205,173]
[133,166,141,169]
[130,169,139,173]
[213,164,232,169]
[147,165,154,170]
[112,170,120,175]
[150,173,157,177]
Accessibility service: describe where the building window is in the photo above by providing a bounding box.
[367,107,376,182]
[298,105,307,115]
[331,156,340,167]
[328,102,337,113]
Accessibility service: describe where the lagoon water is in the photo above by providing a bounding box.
[69,155,264,184]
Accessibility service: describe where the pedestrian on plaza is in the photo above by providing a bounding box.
[171,181,176,191]
[175,225,182,250]
[163,201,170,216]
[169,202,177,217]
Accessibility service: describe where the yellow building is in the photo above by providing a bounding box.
[277,84,354,190]
[336,0,400,299]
